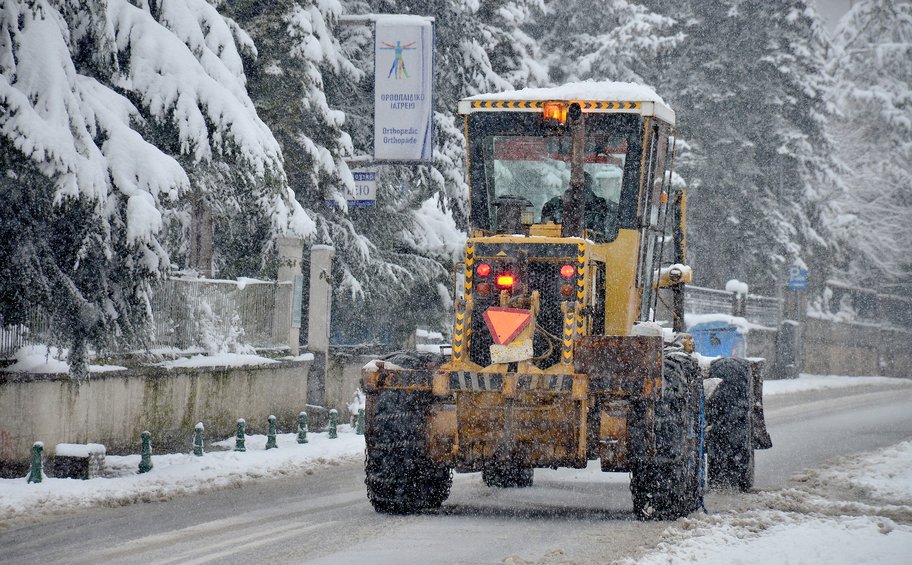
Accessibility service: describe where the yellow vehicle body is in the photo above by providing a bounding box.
[363,82,725,519]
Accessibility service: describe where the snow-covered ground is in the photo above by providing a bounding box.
[623,440,912,565]
[0,426,366,524]
[1,373,911,563]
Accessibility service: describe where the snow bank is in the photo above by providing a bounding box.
[764,373,912,396]
[625,437,912,565]
[626,510,912,565]
[0,428,364,522]
[3,346,127,374]
[816,440,912,503]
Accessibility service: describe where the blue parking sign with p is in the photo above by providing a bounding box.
[787,265,808,290]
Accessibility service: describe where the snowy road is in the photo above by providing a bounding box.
[2,383,911,564]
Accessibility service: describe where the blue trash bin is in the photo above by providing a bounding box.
[689,320,745,358]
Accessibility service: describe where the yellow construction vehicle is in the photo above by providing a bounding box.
[362,81,768,519]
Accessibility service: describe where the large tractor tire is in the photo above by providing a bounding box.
[482,463,534,488]
[706,357,754,491]
[364,388,453,514]
[630,352,703,520]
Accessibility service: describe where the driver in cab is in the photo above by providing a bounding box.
[540,172,616,234]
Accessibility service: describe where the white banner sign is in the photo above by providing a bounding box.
[374,17,434,162]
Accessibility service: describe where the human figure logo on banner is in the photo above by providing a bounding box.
[381,40,416,79]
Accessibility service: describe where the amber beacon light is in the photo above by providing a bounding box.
[542,101,568,124]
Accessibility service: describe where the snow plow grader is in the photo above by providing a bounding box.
[361,82,770,519]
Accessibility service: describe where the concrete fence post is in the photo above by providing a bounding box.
[277,237,305,356]
[307,245,335,406]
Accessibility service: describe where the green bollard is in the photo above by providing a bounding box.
[193,422,204,456]
[356,408,365,436]
[329,409,338,439]
[266,415,278,450]
[138,431,153,473]
[27,441,43,484]
[297,411,308,444]
[234,418,247,452]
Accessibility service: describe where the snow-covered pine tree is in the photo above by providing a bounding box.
[539,0,681,84]
[227,1,547,345]
[828,0,912,297]
[128,0,313,278]
[641,0,842,294]
[0,0,310,375]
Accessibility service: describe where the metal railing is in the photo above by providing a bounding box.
[1,277,294,359]
[821,280,912,331]
[684,285,783,329]
[744,294,783,328]
[149,278,293,351]
[0,311,53,359]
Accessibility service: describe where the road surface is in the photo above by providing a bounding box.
[2,383,911,564]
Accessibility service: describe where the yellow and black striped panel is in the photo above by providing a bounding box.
[575,302,585,339]
[562,304,575,366]
[470,100,641,111]
[464,245,475,297]
[576,243,586,302]
[451,298,466,362]
[578,101,641,110]
[470,101,544,109]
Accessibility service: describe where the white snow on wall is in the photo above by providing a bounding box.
[4,346,127,374]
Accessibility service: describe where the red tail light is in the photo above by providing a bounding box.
[560,264,575,278]
[476,263,491,277]
[496,274,515,289]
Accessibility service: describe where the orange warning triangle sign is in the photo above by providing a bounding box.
[483,307,532,345]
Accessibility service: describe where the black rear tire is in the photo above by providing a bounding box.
[365,389,453,513]
[482,463,534,488]
[630,352,702,520]
[706,357,755,491]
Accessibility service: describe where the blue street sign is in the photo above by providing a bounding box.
[786,265,808,290]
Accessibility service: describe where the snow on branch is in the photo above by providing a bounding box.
[108,0,283,180]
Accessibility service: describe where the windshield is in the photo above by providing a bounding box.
[482,135,626,230]
[467,112,644,235]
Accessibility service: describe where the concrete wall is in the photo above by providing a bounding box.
[880,328,912,378]
[801,317,911,377]
[325,351,377,420]
[745,327,777,367]
[0,360,310,475]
